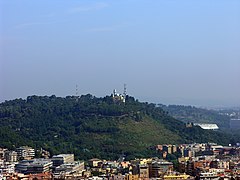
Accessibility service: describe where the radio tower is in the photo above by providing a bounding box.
[123,84,127,103]
[76,84,79,102]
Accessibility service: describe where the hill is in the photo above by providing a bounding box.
[0,95,237,160]
[159,104,230,129]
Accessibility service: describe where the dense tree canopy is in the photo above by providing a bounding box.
[0,95,238,160]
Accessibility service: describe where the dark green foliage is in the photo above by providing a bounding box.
[0,95,238,160]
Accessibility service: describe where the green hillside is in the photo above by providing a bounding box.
[0,95,237,160]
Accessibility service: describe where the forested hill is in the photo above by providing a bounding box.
[159,104,230,129]
[0,95,237,160]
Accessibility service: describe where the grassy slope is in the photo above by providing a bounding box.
[117,117,180,146]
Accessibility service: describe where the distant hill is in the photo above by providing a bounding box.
[159,104,230,129]
[0,95,237,160]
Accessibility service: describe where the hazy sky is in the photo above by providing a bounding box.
[1,0,240,107]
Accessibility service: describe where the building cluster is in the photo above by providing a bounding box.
[0,150,84,180]
[219,110,240,118]
[0,143,240,179]
[0,146,189,180]
[218,109,240,129]
[85,157,181,180]
[157,143,240,179]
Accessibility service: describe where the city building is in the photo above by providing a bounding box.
[139,164,149,179]
[88,158,102,168]
[26,159,53,174]
[51,154,74,167]
[0,162,15,174]
[163,144,173,154]
[54,161,84,174]
[0,148,8,161]
[16,146,35,160]
[15,159,52,174]
[4,150,17,162]
[149,159,173,178]
[15,160,34,173]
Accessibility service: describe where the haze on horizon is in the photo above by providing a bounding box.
[0,0,240,107]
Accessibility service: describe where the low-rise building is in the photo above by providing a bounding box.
[139,164,149,179]
[88,158,102,168]
[27,159,53,174]
[15,160,33,173]
[15,159,52,174]
[54,161,84,174]
[0,148,7,160]
[149,159,173,178]
[0,162,15,174]
[4,150,17,162]
[52,154,74,167]
[16,146,35,160]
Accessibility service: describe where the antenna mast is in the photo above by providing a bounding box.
[76,84,79,102]
[123,84,127,97]
[123,84,127,103]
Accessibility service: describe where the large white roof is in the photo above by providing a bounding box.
[194,123,219,130]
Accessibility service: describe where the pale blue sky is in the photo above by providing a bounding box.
[0,0,240,107]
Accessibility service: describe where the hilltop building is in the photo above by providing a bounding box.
[112,84,127,103]
[112,89,125,103]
